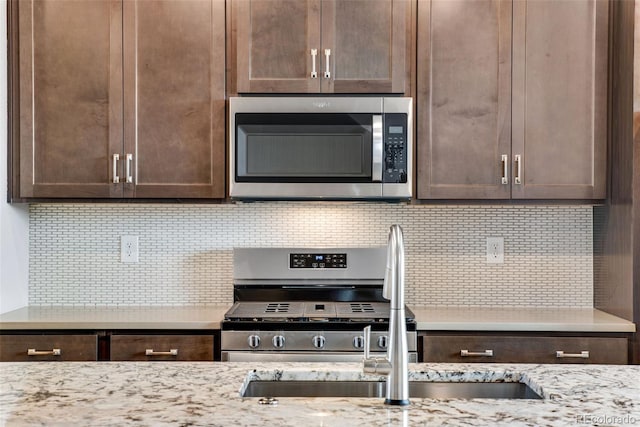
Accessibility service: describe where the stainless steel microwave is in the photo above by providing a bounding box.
[229,97,412,200]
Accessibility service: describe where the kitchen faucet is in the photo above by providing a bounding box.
[363,224,410,406]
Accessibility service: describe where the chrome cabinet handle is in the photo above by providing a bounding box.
[125,154,133,184]
[556,350,589,359]
[501,154,508,184]
[324,49,331,79]
[514,154,522,185]
[28,348,61,356]
[112,154,120,184]
[145,349,178,356]
[460,349,494,357]
[310,49,318,79]
[372,115,383,182]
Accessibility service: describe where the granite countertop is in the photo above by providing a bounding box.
[1,361,638,426]
[0,305,635,333]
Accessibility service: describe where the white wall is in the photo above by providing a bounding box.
[0,0,29,314]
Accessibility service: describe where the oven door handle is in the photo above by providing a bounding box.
[222,351,414,363]
[372,115,383,182]
[282,285,355,289]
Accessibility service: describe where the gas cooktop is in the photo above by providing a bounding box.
[224,301,411,322]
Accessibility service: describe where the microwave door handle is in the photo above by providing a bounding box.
[372,115,383,182]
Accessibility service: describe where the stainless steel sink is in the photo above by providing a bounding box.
[242,380,542,400]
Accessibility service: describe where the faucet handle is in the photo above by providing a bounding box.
[363,325,392,375]
[363,325,371,360]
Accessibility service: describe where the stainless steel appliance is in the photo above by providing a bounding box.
[229,97,412,200]
[221,247,418,362]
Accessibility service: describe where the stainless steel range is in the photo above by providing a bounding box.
[221,247,417,362]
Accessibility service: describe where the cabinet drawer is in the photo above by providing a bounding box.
[0,334,97,361]
[110,335,214,361]
[422,335,628,364]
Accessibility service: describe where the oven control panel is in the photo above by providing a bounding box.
[221,330,418,353]
[289,253,347,269]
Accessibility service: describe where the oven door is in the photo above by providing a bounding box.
[229,97,384,199]
[222,351,418,363]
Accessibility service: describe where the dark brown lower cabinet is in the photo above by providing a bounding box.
[110,335,214,361]
[0,331,219,361]
[0,334,98,361]
[421,334,629,364]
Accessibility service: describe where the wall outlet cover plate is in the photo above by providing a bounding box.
[486,237,504,264]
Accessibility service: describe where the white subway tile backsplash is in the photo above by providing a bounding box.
[28,203,593,307]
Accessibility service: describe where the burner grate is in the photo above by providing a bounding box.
[224,302,305,319]
[349,303,375,313]
[264,303,290,313]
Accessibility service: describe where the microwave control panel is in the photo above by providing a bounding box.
[383,114,408,183]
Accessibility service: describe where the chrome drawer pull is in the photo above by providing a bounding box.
[28,348,61,356]
[556,350,589,359]
[145,349,178,356]
[460,349,493,357]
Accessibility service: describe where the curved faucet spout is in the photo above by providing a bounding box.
[383,225,405,310]
[363,225,410,406]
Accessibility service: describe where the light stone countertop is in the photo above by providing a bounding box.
[0,306,231,330]
[1,361,639,426]
[410,306,636,332]
[0,305,635,332]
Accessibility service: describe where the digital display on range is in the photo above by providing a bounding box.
[290,253,347,269]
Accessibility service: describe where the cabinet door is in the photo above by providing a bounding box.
[234,0,321,93]
[321,0,410,94]
[18,0,123,198]
[123,0,225,198]
[511,0,608,199]
[416,0,512,199]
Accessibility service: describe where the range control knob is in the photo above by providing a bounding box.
[272,335,285,349]
[353,335,365,350]
[247,335,261,349]
[377,336,388,350]
[312,335,326,349]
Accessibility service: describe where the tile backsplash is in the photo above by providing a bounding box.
[29,203,593,308]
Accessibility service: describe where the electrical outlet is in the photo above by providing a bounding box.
[486,237,504,264]
[121,236,139,263]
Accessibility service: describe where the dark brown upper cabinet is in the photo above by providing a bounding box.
[417,0,512,199]
[417,0,608,200]
[231,0,412,94]
[122,0,225,198]
[510,0,607,199]
[16,0,123,198]
[13,0,226,200]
